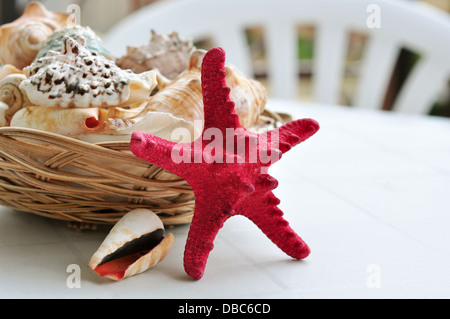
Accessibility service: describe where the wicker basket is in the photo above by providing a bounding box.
[0,110,290,228]
[0,127,196,227]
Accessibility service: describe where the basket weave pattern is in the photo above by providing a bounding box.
[0,127,195,226]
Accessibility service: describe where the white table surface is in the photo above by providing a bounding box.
[1,100,450,299]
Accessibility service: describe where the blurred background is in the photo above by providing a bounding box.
[1,0,449,117]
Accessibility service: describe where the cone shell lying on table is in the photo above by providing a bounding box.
[0,2,71,69]
[89,209,174,281]
[20,35,157,108]
[117,30,195,80]
[147,49,268,129]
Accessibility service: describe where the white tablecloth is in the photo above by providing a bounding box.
[1,100,449,299]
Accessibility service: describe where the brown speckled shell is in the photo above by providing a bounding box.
[20,36,157,108]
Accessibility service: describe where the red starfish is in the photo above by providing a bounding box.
[130,47,320,280]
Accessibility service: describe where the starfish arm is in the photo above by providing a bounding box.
[130,131,191,177]
[244,193,311,260]
[201,47,242,132]
[264,118,320,155]
[183,197,232,280]
[128,47,319,280]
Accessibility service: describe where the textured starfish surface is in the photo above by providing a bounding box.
[130,47,320,280]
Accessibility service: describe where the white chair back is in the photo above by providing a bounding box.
[104,0,450,114]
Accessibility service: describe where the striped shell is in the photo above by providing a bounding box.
[146,50,267,129]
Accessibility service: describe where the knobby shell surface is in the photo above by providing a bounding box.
[116,30,195,80]
[89,209,174,281]
[35,25,112,61]
[20,35,157,108]
[0,2,71,69]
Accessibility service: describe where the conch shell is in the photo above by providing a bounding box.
[77,110,198,144]
[147,50,267,129]
[10,103,197,143]
[0,73,31,126]
[116,30,195,80]
[10,106,105,136]
[0,2,71,69]
[89,209,174,281]
[20,36,157,108]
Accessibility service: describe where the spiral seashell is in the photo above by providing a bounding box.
[0,2,71,69]
[0,102,9,127]
[146,50,267,129]
[0,74,31,126]
[116,30,196,80]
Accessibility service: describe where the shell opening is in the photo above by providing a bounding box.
[85,116,101,129]
[93,229,164,279]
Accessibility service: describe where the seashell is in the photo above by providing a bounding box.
[0,64,24,81]
[78,110,199,144]
[226,64,268,129]
[146,50,205,128]
[35,25,112,61]
[20,36,157,108]
[0,74,31,126]
[0,102,9,127]
[146,50,267,129]
[0,2,71,69]
[89,209,174,281]
[10,102,198,143]
[10,106,105,136]
[116,30,195,80]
